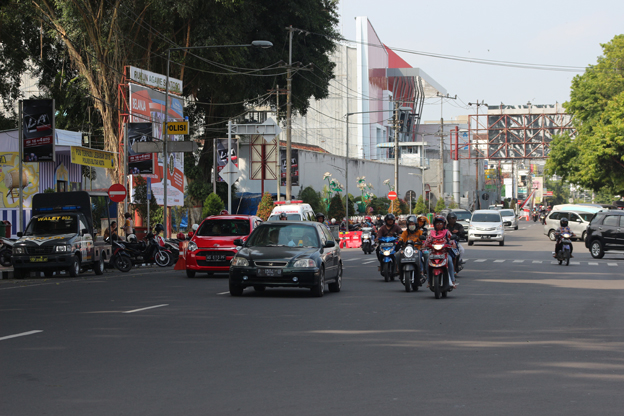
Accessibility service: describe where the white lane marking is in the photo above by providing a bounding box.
[532,260,543,264]
[0,330,43,341]
[494,260,505,263]
[608,263,618,267]
[551,261,559,264]
[363,260,376,264]
[344,258,360,262]
[217,291,230,295]
[588,262,599,266]
[570,262,581,265]
[513,260,524,263]
[474,259,487,263]
[123,304,168,314]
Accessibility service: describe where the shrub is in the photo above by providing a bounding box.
[328,193,345,221]
[298,186,323,213]
[434,197,446,213]
[256,192,274,221]
[202,193,225,218]
[413,195,426,215]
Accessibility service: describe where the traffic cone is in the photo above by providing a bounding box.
[174,240,188,270]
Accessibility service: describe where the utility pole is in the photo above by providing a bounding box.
[469,100,488,209]
[436,93,457,205]
[393,101,399,211]
[285,25,293,201]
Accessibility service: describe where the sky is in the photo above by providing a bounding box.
[338,0,624,122]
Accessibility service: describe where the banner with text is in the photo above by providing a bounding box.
[280,148,299,186]
[127,122,154,174]
[216,138,239,182]
[70,146,115,169]
[22,99,55,162]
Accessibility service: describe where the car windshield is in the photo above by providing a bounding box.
[454,211,472,220]
[25,214,78,236]
[500,210,515,217]
[248,224,319,248]
[268,213,302,221]
[578,213,594,222]
[196,219,250,237]
[472,213,501,223]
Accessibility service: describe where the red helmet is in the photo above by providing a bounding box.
[177,232,185,240]
[365,216,372,221]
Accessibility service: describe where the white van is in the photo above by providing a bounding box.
[268,201,316,221]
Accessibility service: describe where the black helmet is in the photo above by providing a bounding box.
[154,223,164,233]
[406,215,417,224]
[447,212,457,221]
[279,212,288,220]
[315,212,325,221]
[376,214,382,219]
[560,218,569,227]
[384,214,396,224]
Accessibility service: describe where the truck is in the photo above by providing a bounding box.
[12,191,113,279]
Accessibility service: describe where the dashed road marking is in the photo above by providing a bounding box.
[588,262,599,265]
[494,260,505,263]
[608,263,618,267]
[532,260,543,264]
[570,262,581,265]
[0,330,43,341]
[513,260,524,263]
[123,304,168,314]
[363,260,376,264]
[344,258,360,262]
[474,259,487,263]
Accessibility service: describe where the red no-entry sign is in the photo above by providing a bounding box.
[388,191,397,201]
[108,184,127,203]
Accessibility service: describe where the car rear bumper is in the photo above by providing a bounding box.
[230,267,320,288]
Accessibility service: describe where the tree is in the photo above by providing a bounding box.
[255,193,274,221]
[434,198,446,213]
[202,193,224,218]
[413,195,426,215]
[328,194,345,221]
[343,193,356,217]
[388,199,402,216]
[134,176,164,227]
[298,186,323,214]
[368,196,390,215]
[546,35,624,195]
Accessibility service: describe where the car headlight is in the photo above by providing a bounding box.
[55,245,70,252]
[293,258,316,268]
[496,225,503,231]
[187,241,198,252]
[404,246,415,258]
[231,257,249,267]
[14,247,25,254]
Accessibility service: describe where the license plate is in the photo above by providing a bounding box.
[481,235,491,239]
[257,268,282,277]
[205,255,226,261]
[401,258,416,263]
[29,256,48,262]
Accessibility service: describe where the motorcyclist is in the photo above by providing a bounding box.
[374,214,384,229]
[554,217,575,258]
[154,223,166,247]
[446,212,465,273]
[423,215,457,288]
[376,214,403,270]
[397,215,423,275]
[315,212,330,229]
[279,212,288,221]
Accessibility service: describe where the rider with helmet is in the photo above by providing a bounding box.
[446,212,465,272]
[279,212,288,221]
[153,223,166,247]
[399,215,422,245]
[315,212,330,229]
[376,214,403,269]
[374,214,384,229]
[423,215,457,288]
[554,217,575,258]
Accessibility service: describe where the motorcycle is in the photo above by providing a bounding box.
[540,213,546,225]
[0,237,16,267]
[114,233,172,269]
[427,234,458,299]
[360,227,375,254]
[532,212,539,222]
[399,238,425,292]
[378,236,398,282]
[110,240,133,272]
[554,232,573,266]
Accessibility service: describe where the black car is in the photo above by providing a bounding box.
[585,210,624,258]
[229,221,342,297]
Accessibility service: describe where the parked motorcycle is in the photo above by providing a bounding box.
[427,234,458,299]
[399,238,424,292]
[554,232,573,266]
[378,236,398,282]
[113,233,172,270]
[0,237,16,267]
[360,227,375,254]
[110,241,133,272]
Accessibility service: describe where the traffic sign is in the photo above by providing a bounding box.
[146,177,152,200]
[231,118,282,142]
[219,160,241,185]
[108,184,127,203]
[388,191,397,201]
[164,121,189,135]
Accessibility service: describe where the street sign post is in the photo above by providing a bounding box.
[146,178,151,232]
[108,184,127,203]
[163,121,189,135]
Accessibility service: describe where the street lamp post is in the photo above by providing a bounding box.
[162,41,272,237]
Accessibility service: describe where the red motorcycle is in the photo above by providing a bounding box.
[427,235,458,299]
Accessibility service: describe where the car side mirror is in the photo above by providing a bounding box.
[17,232,23,237]
[324,240,336,248]
[233,239,244,246]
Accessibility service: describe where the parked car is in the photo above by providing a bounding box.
[229,221,342,297]
[499,209,519,230]
[440,208,471,240]
[544,210,594,242]
[184,215,262,277]
[467,210,505,246]
[585,210,624,259]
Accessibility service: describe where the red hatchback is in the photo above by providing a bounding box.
[185,215,262,277]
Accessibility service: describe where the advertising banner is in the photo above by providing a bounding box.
[0,153,39,208]
[70,146,115,169]
[128,82,184,206]
[22,99,55,162]
[127,122,154,174]
[216,138,239,182]
[280,148,299,186]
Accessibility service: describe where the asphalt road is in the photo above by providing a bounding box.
[1,222,624,416]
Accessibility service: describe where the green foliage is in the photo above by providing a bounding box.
[328,193,345,221]
[434,197,446,213]
[546,35,624,194]
[544,178,571,205]
[387,199,402,216]
[43,187,56,193]
[256,193,274,221]
[368,196,390,215]
[343,193,356,216]
[398,199,408,215]
[298,186,323,213]
[413,195,426,214]
[202,193,225,218]
[133,176,164,226]
[447,197,458,209]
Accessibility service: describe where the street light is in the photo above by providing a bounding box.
[161,40,273,237]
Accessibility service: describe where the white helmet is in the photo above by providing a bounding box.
[331,218,336,224]
[126,234,137,243]
[192,224,199,231]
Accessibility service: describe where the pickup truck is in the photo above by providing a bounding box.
[12,191,113,279]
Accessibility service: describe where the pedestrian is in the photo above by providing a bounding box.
[123,212,134,237]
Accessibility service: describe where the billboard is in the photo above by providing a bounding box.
[127,122,154,174]
[280,148,299,186]
[0,153,39,208]
[128,82,184,206]
[22,99,55,162]
[215,138,239,182]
